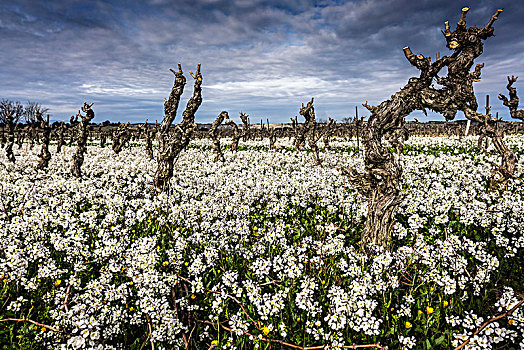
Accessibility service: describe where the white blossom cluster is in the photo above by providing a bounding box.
[0,135,522,349]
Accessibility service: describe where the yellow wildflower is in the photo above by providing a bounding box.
[54,279,61,287]
[427,306,434,314]
[405,321,412,329]
[262,326,270,335]
[443,301,449,307]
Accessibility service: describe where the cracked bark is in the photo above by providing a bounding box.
[209,111,228,162]
[112,122,131,154]
[142,120,154,159]
[226,116,242,151]
[4,112,16,163]
[71,103,95,178]
[56,122,66,153]
[240,112,250,142]
[298,98,322,165]
[35,109,51,169]
[345,8,514,251]
[154,63,202,193]
[323,117,337,151]
[267,119,277,150]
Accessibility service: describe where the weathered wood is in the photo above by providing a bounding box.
[71,103,95,177]
[56,122,66,153]
[142,120,154,159]
[299,98,322,165]
[209,111,229,162]
[239,112,250,142]
[226,115,242,151]
[345,8,513,251]
[112,122,131,154]
[154,63,202,193]
[35,109,51,169]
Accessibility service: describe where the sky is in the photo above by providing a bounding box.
[1,0,523,124]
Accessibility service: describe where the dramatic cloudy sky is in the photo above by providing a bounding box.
[1,0,523,123]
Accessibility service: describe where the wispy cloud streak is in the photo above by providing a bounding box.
[1,0,522,123]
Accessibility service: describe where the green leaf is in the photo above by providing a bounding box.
[434,335,445,345]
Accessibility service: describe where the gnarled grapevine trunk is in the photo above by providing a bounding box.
[209,111,228,162]
[299,98,322,165]
[112,122,131,154]
[0,100,23,162]
[142,120,154,159]
[323,117,337,151]
[56,122,66,153]
[154,63,202,193]
[240,112,250,142]
[226,115,242,151]
[267,119,277,150]
[36,109,51,169]
[4,112,16,163]
[71,103,95,177]
[345,8,516,251]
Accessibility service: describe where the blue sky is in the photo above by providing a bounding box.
[1,0,523,123]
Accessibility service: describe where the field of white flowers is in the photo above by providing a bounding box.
[0,136,523,350]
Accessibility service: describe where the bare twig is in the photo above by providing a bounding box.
[0,318,61,332]
[207,290,258,328]
[196,319,387,349]
[455,298,524,350]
